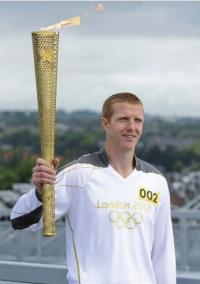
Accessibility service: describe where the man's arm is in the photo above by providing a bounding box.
[151,179,176,284]
[10,190,43,231]
[10,158,58,231]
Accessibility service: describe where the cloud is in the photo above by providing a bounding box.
[0,1,200,117]
[56,36,200,116]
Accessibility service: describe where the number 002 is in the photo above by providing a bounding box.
[139,188,158,204]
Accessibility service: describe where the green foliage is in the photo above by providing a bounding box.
[0,159,35,189]
[56,129,104,164]
[190,138,200,155]
[15,159,35,182]
[0,165,18,189]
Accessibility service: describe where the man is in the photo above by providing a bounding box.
[10,92,176,284]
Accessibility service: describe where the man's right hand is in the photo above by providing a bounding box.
[32,157,59,198]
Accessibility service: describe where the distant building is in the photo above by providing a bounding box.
[0,183,33,217]
[170,170,200,207]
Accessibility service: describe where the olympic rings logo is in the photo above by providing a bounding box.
[108,211,143,229]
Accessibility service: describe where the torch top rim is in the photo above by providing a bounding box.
[32,31,59,36]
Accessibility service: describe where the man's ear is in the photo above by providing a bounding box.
[101,117,109,130]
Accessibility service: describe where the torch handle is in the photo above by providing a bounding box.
[42,183,55,236]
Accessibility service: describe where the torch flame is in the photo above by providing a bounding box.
[39,3,104,31]
[40,16,80,31]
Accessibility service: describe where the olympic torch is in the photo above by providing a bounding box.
[32,31,59,237]
[31,7,102,236]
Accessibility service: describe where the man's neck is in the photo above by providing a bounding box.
[105,144,135,178]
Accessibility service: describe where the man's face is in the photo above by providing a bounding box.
[101,102,144,153]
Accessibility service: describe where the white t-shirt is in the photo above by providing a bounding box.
[11,147,176,284]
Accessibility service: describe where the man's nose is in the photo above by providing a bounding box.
[127,119,136,131]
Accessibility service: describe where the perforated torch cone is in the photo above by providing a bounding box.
[32,31,59,237]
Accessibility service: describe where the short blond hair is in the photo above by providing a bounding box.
[102,92,143,119]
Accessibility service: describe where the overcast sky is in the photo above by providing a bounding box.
[0,1,200,117]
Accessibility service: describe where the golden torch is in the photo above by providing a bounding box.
[32,31,59,237]
[31,6,103,236]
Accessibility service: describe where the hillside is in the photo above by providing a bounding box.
[0,110,200,189]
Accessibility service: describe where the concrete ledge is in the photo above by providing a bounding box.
[0,260,67,284]
[177,271,200,284]
[1,261,200,284]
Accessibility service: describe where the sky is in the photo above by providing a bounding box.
[0,1,200,117]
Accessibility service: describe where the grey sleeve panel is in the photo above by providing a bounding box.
[58,147,109,173]
[10,206,42,230]
[135,156,162,175]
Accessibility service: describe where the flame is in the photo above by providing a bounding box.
[40,16,80,31]
[39,3,104,31]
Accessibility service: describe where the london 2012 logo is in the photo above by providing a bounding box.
[108,211,143,229]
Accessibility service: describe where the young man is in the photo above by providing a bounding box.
[10,92,176,284]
